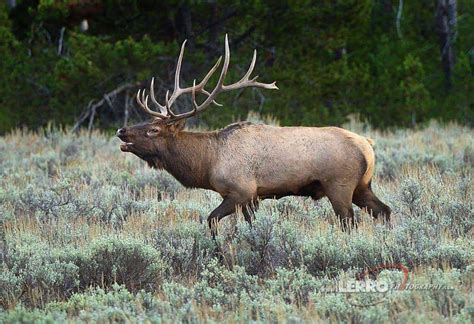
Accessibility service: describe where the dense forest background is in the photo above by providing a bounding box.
[0,0,472,133]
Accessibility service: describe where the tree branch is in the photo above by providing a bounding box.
[396,0,403,39]
[70,83,138,133]
[57,27,66,56]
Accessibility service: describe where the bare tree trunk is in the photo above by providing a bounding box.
[436,0,457,89]
[396,0,403,39]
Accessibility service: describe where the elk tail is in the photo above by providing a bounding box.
[360,137,376,188]
[366,137,375,147]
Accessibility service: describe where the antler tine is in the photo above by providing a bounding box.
[193,56,224,107]
[136,89,147,112]
[221,34,231,85]
[198,56,222,91]
[166,54,223,108]
[136,88,169,119]
[136,89,146,112]
[145,94,167,118]
[174,40,186,93]
[164,90,177,117]
[240,49,257,83]
[201,88,223,106]
[190,33,231,115]
[221,46,278,91]
[164,39,187,108]
[191,79,198,113]
[149,77,168,115]
[136,90,142,108]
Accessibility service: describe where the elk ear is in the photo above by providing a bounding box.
[168,119,186,135]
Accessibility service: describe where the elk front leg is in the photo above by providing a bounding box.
[325,184,356,231]
[208,197,239,240]
[208,177,258,238]
[242,200,259,225]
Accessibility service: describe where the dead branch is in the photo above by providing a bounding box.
[123,89,130,127]
[70,82,138,133]
[58,27,66,55]
[396,0,403,39]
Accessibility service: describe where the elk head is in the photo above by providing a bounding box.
[117,35,278,160]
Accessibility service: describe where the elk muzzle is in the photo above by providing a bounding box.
[116,128,133,152]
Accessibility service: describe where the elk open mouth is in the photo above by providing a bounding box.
[119,142,133,152]
[117,130,133,152]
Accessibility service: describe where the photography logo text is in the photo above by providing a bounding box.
[321,264,454,307]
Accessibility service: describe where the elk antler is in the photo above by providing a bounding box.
[136,34,278,123]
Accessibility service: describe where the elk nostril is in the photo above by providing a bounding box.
[116,128,126,137]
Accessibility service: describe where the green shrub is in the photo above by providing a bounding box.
[0,306,67,324]
[79,236,167,292]
[2,237,81,307]
[194,258,259,309]
[0,269,22,309]
[153,221,215,279]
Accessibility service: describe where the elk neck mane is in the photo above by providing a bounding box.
[152,131,219,189]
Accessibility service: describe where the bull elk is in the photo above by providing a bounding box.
[117,35,391,237]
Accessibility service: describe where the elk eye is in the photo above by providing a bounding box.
[147,128,160,137]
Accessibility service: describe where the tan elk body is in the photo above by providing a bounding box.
[117,35,391,236]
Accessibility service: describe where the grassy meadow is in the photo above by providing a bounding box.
[0,118,473,323]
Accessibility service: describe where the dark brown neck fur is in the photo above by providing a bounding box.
[155,131,218,189]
